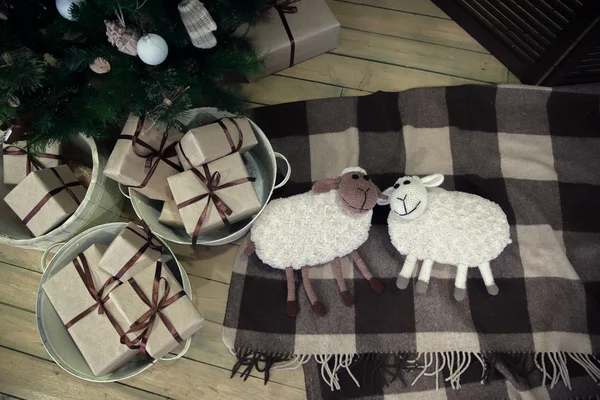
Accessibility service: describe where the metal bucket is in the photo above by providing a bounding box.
[36,222,192,382]
[0,135,124,250]
[127,108,291,246]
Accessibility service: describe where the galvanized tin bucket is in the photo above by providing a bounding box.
[126,108,290,246]
[0,135,124,250]
[36,222,192,382]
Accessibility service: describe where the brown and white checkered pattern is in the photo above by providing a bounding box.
[223,85,600,398]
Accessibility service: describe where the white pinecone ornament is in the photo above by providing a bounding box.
[178,0,217,49]
[105,20,141,56]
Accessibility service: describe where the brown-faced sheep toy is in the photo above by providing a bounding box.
[245,167,388,317]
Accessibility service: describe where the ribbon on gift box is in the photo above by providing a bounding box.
[22,167,83,228]
[264,0,300,67]
[120,261,186,361]
[113,221,163,280]
[118,115,183,191]
[2,145,63,176]
[176,152,256,247]
[64,253,125,335]
[177,117,246,168]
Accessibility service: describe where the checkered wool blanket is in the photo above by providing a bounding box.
[223,84,600,398]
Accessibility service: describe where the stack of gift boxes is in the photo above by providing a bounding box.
[42,222,204,376]
[1,137,89,237]
[104,114,262,244]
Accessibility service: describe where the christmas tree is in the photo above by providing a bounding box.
[0,0,267,149]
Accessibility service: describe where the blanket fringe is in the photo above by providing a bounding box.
[229,349,600,391]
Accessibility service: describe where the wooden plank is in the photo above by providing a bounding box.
[126,355,306,400]
[333,28,507,82]
[188,275,229,324]
[0,347,165,400]
[242,75,342,105]
[340,87,372,97]
[180,245,239,284]
[278,53,478,93]
[0,262,39,311]
[0,244,43,273]
[328,0,488,53]
[0,304,48,360]
[337,0,450,19]
[507,71,521,84]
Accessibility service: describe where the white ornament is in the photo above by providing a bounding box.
[56,0,84,21]
[137,34,169,65]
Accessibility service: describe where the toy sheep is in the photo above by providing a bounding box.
[377,174,511,301]
[245,167,388,317]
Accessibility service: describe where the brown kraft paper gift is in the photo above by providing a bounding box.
[2,140,62,185]
[175,117,258,169]
[167,152,262,245]
[109,260,204,360]
[159,200,185,228]
[104,114,184,201]
[4,165,86,236]
[98,222,163,281]
[234,0,340,82]
[41,244,137,376]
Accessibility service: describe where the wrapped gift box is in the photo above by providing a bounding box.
[2,140,62,185]
[41,244,137,376]
[109,260,204,360]
[167,152,261,241]
[104,115,184,201]
[175,117,257,169]
[233,0,339,82]
[4,165,86,236]
[98,222,162,281]
[159,200,185,229]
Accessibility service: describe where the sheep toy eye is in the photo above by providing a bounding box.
[403,180,411,185]
[352,174,359,180]
[393,183,400,189]
[364,175,370,181]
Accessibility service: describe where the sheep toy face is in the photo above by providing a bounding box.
[378,174,444,220]
[312,167,386,214]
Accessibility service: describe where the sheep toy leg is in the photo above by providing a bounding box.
[397,255,418,290]
[333,257,355,307]
[478,262,499,295]
[301,266,327,317]
[350,251,384,294]
[454,264,469,301]
[285,267,299,317]
[415,259,434,294]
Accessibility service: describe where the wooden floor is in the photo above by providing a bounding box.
[0,2,514,399]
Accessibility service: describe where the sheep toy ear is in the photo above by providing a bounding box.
[312,177,342,194]
[377,187,394,205]
[420,174,444,188]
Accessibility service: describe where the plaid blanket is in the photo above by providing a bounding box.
[223,84,600,398]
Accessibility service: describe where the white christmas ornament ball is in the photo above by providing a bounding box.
[56,0,84,21]
[137,34,169,65]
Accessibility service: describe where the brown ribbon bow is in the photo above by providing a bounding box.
[22,168,82,227]
[113,221,163,280]
[64,253,124,336]
[176,158,256,248]
[2,145,62,176]
[118,115,183,190]
[265,0,300,67]
[120,261,186,361]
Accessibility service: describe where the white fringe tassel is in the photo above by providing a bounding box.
[315,354,360,391]
[534,352,600,390]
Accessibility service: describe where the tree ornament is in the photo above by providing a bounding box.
[137,34,169,65]
[105,20,140,57]
[55,0,84,21]
[89,58,110,74]
[178,0,217,49]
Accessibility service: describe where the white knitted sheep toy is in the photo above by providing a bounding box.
[245,167,388,317]
[377,174,511,301]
